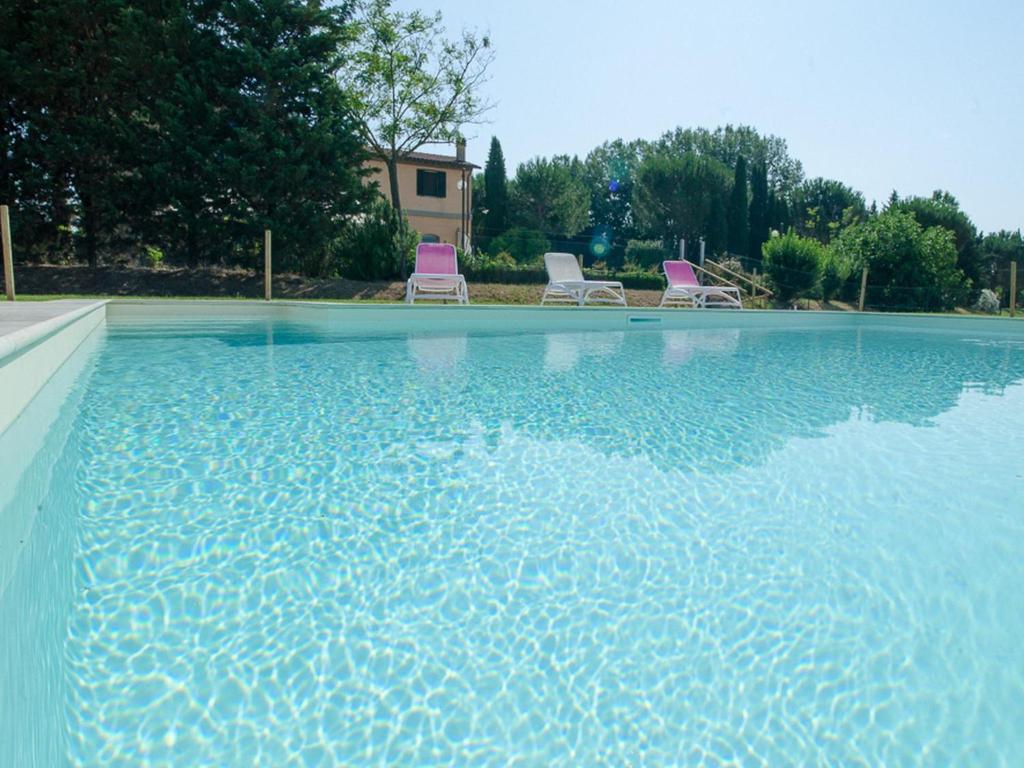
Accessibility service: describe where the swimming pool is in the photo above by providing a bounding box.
[2,304,1023,764]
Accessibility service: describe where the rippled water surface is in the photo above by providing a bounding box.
[4,318,1024,765]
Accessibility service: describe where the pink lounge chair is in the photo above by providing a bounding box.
[406,243,469,304]
[660,260,742,309]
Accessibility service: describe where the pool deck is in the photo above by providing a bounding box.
[0,299,105,350]
[0,300,108,436]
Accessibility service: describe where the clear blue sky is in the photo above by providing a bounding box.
[396,0,1023,233]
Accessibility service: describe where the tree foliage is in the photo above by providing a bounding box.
[633,151,731,254]
[335,195,418,280]
[890,191,980,299]
[655,125,804,196]
[508,156,589,238]
[624,239,669,270]
[830,210,965,310]
[793,178,866,244]
[747,160,770,262]
[978,230,1024,289]
[1,0,370,272]
[489,226,551,265]
[581,140,644,238]
[727,156,749,256]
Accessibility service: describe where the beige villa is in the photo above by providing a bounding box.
[364,140,478,251]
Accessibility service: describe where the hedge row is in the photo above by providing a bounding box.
[462,266,666,291]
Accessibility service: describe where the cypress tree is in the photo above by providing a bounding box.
[768,191,791,234]
[707,193,728,256]
[748,160,769,264]
[726,156,749,256]
[483,136,508,239]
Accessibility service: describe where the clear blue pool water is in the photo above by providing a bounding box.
[2,317,1024,765]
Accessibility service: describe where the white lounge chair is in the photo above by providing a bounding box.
[406,243,469,304]
[540,252,627,307]
[660,260,742,309]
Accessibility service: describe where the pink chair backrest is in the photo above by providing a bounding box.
[415,243,458,275]
[663,260,700,287]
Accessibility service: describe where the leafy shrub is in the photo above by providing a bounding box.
[821,248,854,301]
[974,288,1000,314]
[829,210,965,311]
[601,270,665,290]
[762,231,825,304]
[463,249,517,270]
[334,198,418,280]
[143,246,165,269]
[459,265,665,290]
[490,227,551,265]
[624,239,669,271]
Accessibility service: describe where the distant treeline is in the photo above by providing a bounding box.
[471,130,1024,309]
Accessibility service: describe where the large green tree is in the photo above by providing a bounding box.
[481,136,508,240]
[582,140,644,236]
[891,191,981,300]
[2,0,370,273]
[218,0,370,274]
[508,155,590,238]
[1,0,145,265]
[656,125,803,197]
[122,0,242,267]
[793,178,866,244]
[579,139,645,266]
[633,151,731,254]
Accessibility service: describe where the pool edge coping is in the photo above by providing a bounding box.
[0,300,109,367]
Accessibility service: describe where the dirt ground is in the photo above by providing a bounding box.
[14,264,670,306]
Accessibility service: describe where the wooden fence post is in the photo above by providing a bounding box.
[1,205,14,301]
[858,266,869,312]
[264,229,272,301]
[1011,261,1018,318]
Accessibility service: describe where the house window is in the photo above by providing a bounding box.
[416,169,447,198]
[420,234,441,243]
